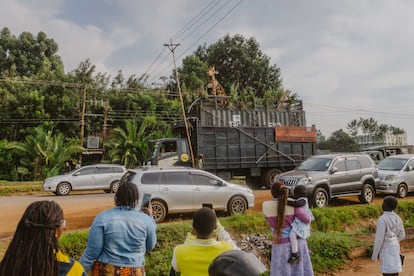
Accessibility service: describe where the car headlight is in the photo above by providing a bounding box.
[297,177,311,185]
[384,175,398,181]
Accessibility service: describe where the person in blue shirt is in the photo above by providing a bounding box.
[80,180,157,275]
[0,200,86,276]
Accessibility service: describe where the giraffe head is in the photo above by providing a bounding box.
[207,66,217,77]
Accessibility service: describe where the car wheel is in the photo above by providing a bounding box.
[56,183,71,196]
[397,184,408,198]
[151,200,167,223]
[110,181,120,193]
[227,196,247,215]
[312,188,328,208]
[358,184,375,204]
[245,176,263,190]
[262,168,282,188]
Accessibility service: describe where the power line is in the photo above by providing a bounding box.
[148,0,245,85]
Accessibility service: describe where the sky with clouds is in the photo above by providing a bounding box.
[1,0,414,143]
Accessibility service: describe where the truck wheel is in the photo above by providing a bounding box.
[227,196,247,215]
[56,183,71,196]
[151,200,167,223]
[312,188,328,208]
[397,184,408,198]
[358,184,375,204]
[262,168,282,188]
[245,176,263,190]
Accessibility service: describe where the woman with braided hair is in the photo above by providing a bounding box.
[262,182,314,275]
[0,200,86,276]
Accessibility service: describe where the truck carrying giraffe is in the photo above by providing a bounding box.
[146,68,316,189]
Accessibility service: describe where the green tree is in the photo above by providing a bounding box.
[11,126,84,180]
[178,34,283,99]
[0,27,64,78]
[0,139,17,180]
[325,129,360,152]
[106,118,161,168]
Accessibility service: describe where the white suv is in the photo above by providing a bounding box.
[120,167,255,223]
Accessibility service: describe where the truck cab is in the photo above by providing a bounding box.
[148,138,192,167]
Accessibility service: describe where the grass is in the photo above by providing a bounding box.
[0,181,42,196]
[54,200,414,276]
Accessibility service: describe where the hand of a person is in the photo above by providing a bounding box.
[142,203,153,217]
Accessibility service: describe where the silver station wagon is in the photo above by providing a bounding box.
[42,164,127,196]
[120,167,255,223]
[377,154,414,198]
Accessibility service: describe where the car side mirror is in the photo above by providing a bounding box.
[330,167,338,174]
[408,166,413,171]
[74,172,80,176]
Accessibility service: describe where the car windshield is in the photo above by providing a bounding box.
[297,157,332,171]
[377,158,408,171]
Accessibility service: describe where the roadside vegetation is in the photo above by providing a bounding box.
[0,181,42,196]
[2,202,411,275]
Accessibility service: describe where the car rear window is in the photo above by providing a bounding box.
[345,159,359,170]
[112,167,125,173]
[96,167,113,174]
[141,172,161,184]
[358,156,373,168]
[162,172,189,185]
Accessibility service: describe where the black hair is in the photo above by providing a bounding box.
[293,185,307,198]
[114,180,139,208]
[0,201,64,276]
[270,182,288,237]
[382,196,398,212]
[193,207,217,238]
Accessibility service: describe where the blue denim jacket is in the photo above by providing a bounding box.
[80,206,157,271]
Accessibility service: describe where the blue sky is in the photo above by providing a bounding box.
[1,0,414,143]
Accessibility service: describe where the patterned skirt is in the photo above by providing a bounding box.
[91,261,145,276]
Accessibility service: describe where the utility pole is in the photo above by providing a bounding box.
[79,86,87,166]
[102,98,109,160]
[163,39,195,168]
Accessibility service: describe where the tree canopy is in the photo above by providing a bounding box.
[0,27,64,78]
[178,34,283,99]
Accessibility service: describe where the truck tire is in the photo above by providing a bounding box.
[245,176,263,190]
[358,184,375,204]
[227,196,247,215]
[262,168,282,188]
[397,184,408,198]
[56,182,71,196]
[312,187,329,208]
[151,200,167,223]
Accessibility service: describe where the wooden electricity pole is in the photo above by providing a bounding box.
[79,86,87,166]
[163,40,195,168]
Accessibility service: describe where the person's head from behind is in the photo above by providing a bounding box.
[382,195,398,212]
[193,207,217,239]
[0,200,65,276]
[208,250,266,276]
[115,180,139,209]
[293,185,307,199]
[270,182,289,237]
